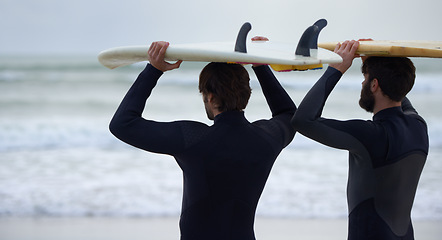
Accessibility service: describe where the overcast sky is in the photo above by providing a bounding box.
[1,0,442,55]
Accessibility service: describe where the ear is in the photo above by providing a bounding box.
[202,93,212,103]
[206,93,214,103]
[370,78,379,93]
[204,93,219,108]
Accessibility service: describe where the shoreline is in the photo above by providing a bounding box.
[0,217,440,240]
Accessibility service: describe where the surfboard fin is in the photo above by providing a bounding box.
[295,19,327,57]
[235,22,252,53]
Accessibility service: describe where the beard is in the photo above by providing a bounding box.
[359,81,375,113]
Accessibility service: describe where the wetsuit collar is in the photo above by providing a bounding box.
[373,106,403,121]
[214,111,249,125]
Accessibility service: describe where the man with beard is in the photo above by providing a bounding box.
[291,40,428,240]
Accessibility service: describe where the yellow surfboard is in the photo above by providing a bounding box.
[318,40,442,58]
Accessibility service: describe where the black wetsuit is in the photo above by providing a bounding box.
[291,67,428,240]
[110,64,296,240]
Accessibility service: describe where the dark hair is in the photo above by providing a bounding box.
[361,57,415,102]
[199,63,251,112]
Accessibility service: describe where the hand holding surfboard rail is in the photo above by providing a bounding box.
[98,19,343,71]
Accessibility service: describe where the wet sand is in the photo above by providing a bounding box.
[0,217,440,240]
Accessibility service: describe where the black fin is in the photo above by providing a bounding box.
[295,19,328,56]
[311,19,327,49]
[234,22,252,53]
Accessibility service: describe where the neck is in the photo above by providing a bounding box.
[213,109,222,118]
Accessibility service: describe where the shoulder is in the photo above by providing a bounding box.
[320,117,378,132]
[319,118,385,145]
[404,111,427,127]
[174,120,212,146]
[252,116,296,147]
[171,120,211,135]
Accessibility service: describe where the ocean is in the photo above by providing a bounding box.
[0,55,441,220]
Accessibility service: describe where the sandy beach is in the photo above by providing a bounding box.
[0,217,440,240]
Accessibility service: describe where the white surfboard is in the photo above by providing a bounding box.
[98,20,343,72]
[98,41,342,71]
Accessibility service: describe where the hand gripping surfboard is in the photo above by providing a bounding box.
[98,19,342,71]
